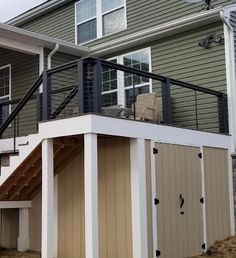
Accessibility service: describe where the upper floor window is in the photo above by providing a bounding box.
[75,0,126,44]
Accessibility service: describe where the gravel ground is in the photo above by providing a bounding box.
[191,237,236,258]
[0,249,40,258]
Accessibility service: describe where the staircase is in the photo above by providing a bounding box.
[0,131,83,201]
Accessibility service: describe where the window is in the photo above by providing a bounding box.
[0,65,11,123]
[75,0,126,44]
[101,48,151,107]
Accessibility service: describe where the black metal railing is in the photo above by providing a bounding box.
[0,57,229,158]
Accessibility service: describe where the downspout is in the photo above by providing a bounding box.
[220,9,236,152]
[47,43,60,69]
[46,43,59,258]
[221,8,236,236]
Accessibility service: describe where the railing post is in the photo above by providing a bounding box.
[161,78,172,124]
[78,60,84,114]
[93,60,102,113]
[42,71,51,121]
[0,104,3,126]
[218,93,228,134]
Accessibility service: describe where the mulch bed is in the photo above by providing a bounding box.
[191,237,236,258]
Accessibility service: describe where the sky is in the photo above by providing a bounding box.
[0,0,47,22]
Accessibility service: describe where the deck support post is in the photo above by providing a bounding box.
[54,175,58,258]
[84,133,99,258]
[41,138,54,258]
[130,138,148,258]
[17,208,29,252]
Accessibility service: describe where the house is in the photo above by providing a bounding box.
[0,0,235,258]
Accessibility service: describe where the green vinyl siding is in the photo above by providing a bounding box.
[19,0,236,46]
[0,48,39,139]
[21,2,75,43]
[152,22,226,133]
[87,0,232,47]
[104,22,226,133]
[44,49,78,119]
[0,48,39,100]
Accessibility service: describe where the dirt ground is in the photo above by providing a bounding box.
[1,237,236,258]
[0,249,40,258]
[191,237,236,258]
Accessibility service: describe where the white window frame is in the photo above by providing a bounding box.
[101,47,152,107]
[75,0,127,45]
[0,64,11,120]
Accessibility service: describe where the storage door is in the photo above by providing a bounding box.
[155,143,203,258]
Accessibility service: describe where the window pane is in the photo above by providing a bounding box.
[125,85,150,108]
[102,92,118,107]
[103,8,125,35]
[102,0,124,13]
[76,0,96,23]
[0,96,10,123]
[102,60,118,92]
[0,67,9,97]
[124,49,150,88]
[77,19,97,44]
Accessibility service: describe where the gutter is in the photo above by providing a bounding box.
[0,23,90,57]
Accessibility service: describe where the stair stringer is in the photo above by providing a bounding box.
[0,133,43,186]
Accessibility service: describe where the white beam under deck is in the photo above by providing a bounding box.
[39,114,231,150]
[41,138,54,258]
[84,133,99,258]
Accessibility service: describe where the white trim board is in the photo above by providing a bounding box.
[39,114,231,150]
[0,201,31,209]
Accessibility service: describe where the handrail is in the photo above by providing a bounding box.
[95,58,223,97]
[0,74,43,136]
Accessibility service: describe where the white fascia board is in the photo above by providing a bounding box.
[38,114,231,149]
[0,201,31,209]
[91,7,222,56]
[0,23,90,57]
[0,36,41,55]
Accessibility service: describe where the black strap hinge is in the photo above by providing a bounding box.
[153,148,158,155]
[200,197,204,204]
[202,243,206,250]
[154,198,159,205]
[198,153,203,159]
[156,250,161,257]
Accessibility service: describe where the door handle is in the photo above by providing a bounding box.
[179,194,184,209]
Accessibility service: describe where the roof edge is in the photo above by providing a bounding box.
[0,23,90,56]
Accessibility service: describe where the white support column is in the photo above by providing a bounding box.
[42,138,54,258]
[130,138,148,258]
[84,133,99,258]
[54,175,58,258]
[18,208,30,252]
[200,147,208,250]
